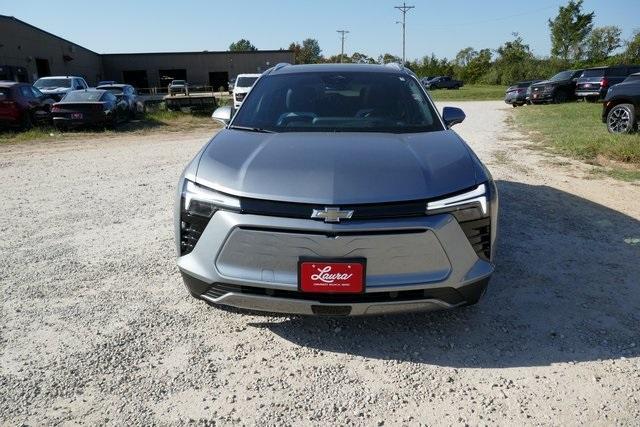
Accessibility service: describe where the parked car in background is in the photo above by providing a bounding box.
[420,76,436,86]
[602,73,640,134]
[575,65,640,102]
[232,73,261,108]
[504,80,542,107]
[51,89,128,129]
[529,69,583,104]
[168,80,189,96]
[96,83,143,117]
[0,81,55,128]
[33,76,88,101]
[425,76,463,90]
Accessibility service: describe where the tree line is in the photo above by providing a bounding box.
[229,1,640,85]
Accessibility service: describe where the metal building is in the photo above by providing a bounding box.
[0,15,294,89]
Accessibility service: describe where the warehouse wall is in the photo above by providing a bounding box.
[101,50,295,89]
[0,15,103,84]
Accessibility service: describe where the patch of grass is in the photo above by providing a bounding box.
[514,103,640,163]
[429,84,506,101]
[513,102,640,181]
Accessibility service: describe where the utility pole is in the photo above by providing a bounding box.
[336,30,350,63]
[394,2,414,65]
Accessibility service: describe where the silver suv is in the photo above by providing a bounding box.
[176,63,498,316]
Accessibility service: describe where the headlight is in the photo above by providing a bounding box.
[182,179,240,217]
[426,184,488,222]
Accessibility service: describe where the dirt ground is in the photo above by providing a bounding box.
[1,101,639,425]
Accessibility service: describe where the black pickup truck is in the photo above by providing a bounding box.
[425,76,464,90]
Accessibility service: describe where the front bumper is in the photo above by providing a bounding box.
[178,210,495,316]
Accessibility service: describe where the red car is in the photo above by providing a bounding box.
[0,81,54,128]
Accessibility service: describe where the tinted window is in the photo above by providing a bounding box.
[582,69,605,78]
[549,71,574,81]
[232,71,443,133]
[609,67,627,77]
[100,86,124,94]
[34,78,72,88]
[236,77,259,87]
[517,82,532,88]
[171,80,186,85]
[62,91,103,102]
[19,86,34,98]
[31,87,43,98]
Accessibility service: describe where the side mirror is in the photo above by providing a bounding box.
[212,106,232,125]
[442,106,465,128]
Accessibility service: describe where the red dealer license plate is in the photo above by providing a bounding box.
[298,259,365,294]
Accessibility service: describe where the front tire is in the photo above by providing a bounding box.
[553,91,567,104]
[607,103,636,134]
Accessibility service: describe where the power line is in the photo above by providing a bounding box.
[394,2,414,64]
[336,30,350,63]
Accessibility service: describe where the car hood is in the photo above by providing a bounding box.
[195,129,480,204]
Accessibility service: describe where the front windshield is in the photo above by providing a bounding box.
[232,71,443,133]
[236,77,259,87]
[172,80,186,85]
[35,78,71,89]
[549,71,573,82]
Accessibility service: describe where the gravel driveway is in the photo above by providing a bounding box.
[1,101,639,425]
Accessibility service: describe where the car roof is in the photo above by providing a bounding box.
[36,76,83,79]
[267,63,408,76]
[97,84,128,88]
[236,73,262,77]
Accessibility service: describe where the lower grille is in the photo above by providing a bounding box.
[459,217,491,261]
[202,283,466,305]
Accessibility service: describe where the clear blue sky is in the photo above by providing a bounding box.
[3,0,639,59]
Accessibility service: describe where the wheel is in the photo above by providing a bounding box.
[512,104,519,108]
[607,103,636,134]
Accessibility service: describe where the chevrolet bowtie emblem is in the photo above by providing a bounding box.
[311,207,354,223]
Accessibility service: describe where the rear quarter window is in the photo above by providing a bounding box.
[582,69,605,78]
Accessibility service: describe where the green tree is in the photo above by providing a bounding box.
[493,33,535,84]
[585,26,622,63]
[377,53,402,64]
[288,42,302,64]
[622,30,640,63]
[548,0,595,61]
[351,52,376,64]
[297,39,323,64]
[228,39,257,52]
[454,47,478,67]
[463,49,492,83]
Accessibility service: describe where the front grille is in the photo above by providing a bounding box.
[240,197,427,221]
[180,212,211,256]
[202,283,466,305]
[459,217,491,261]
[235,93,246,102]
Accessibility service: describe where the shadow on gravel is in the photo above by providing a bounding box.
[250,180,640,368]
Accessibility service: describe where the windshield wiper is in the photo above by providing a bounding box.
[228,125,275,133]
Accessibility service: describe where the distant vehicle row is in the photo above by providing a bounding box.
[0,76,143,130]
[503,65,640,134]
[421,76,463,90]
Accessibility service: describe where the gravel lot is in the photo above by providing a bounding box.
[1,101,639,425]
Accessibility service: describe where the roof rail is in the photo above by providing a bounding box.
[273,62,291,71]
